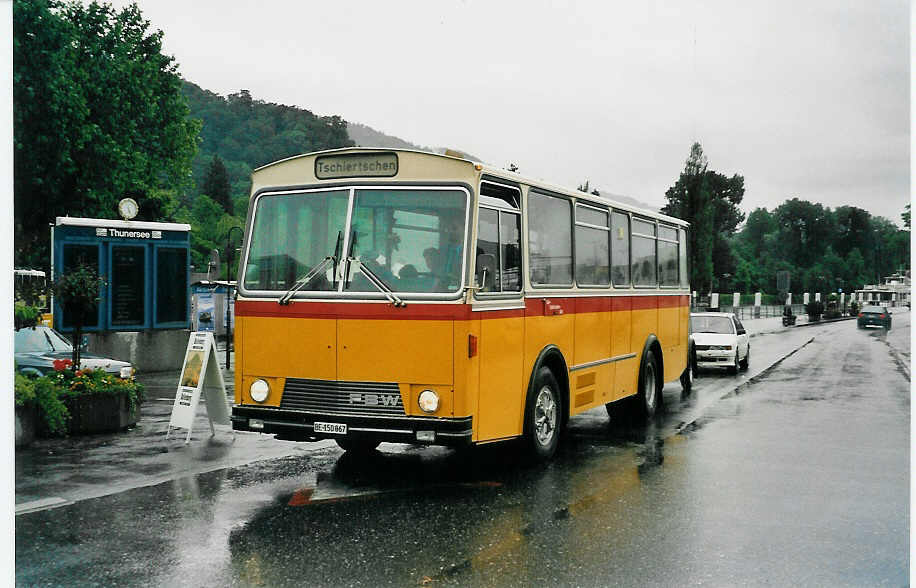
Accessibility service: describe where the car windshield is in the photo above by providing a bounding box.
[692,316,735,334]
[861,306,886,313]
[15,327,73,353]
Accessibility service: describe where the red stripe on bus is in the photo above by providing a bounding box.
[235,300,471,320]
[236,295,688,321]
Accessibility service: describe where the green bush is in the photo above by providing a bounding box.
[805,300,825,319]
[14,304,42,330]
[14,372,35,406]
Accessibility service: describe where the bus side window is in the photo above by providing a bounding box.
[631,217,657,287]
[611,212,630,287]
[528,191,572,286]
[475,206,521,294]
[476,208,500,291]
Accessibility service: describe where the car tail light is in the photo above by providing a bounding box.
[879,314,886,318]
[858,313,863,317]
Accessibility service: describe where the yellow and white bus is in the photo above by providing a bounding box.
[231,148,691,459]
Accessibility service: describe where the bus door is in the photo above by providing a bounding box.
[474,189,525,441]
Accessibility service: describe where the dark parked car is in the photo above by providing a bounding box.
[857,305,892,330]
[15,325,133,377]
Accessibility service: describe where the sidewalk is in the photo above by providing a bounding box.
[14,346,331,514]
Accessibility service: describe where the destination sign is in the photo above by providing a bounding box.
[315,152,398,179]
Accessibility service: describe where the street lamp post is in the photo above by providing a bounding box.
[225,225,244,370]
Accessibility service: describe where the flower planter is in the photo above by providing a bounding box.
[62,394,140,435]
[15,403,38,447]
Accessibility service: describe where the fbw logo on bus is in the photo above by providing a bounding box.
[348,393,400,407]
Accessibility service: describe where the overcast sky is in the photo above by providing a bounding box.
[106,0,910,224]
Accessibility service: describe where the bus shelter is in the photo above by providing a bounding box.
[52,217,192,370]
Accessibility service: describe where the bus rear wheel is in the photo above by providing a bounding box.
[335,438,380,453]
[524,367,561,461]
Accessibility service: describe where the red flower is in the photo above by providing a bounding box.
[53,359,73,371]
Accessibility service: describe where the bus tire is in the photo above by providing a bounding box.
[635,349,661,420]
[524,367,561,461]
[680,343,696,395]
[335,438,380,453]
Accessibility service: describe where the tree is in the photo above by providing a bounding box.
[663,143,745,293]
[52,265,106,368]
[13,0,200,268]
[773,199,835,269]
[833,206,872,259]
[843,248,869,291]
[903,204,911,230]
[202,155,233,214]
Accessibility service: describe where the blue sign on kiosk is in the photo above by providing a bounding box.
[52,217,191,332]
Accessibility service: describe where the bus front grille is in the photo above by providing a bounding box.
[280,378,405,416]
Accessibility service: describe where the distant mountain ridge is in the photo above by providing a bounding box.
[347,122,481,162]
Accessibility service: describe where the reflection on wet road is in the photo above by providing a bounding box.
[15,315,909,586]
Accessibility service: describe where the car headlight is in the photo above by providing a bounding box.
[418,389,439,413]
[250,379,270,403]
[119,366,133,379]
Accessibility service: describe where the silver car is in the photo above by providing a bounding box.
[15,326,133,378]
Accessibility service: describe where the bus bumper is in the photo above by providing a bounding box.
[231,405,473,446]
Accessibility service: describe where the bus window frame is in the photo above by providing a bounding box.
[630,215,658,289]
[238,182,473,302]
[574,202,611,289]
[475,179,523,300]
[657,223,680,289]
[610,209,632,289]
[527,188,574,290]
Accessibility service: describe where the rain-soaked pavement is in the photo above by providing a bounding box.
[15,311,909,586]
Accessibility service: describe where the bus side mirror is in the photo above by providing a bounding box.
[476,253,497,292]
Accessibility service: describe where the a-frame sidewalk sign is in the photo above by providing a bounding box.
[167,331,233,444]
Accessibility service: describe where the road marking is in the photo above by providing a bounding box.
[16,497,72,515]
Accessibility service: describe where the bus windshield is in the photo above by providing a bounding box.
[243,187,468,295]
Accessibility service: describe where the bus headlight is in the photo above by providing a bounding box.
[418,389,439,413]
[250,379,270,403]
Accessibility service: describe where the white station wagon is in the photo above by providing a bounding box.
[690,312,749,374]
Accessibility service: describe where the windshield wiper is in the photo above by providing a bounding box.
[43,330,56,351]
[278,232,343,305]
[348,259,406,307]
[340,230,405,307]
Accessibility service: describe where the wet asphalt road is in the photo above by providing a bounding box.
[15,313,909,586]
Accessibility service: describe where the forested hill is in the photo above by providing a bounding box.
[180,81,354,200]
[181,81,482,202]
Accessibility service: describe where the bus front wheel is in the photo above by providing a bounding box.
[524,367,561,461]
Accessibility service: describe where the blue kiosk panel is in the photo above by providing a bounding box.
[53,217,191,332]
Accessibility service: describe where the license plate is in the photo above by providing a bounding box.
[313,421,347,435]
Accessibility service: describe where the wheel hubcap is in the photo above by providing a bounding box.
[534,386,557,446]
[644,363,656,407]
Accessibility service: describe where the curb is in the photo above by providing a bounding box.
[676,334,817,435]
[724,336,816,400]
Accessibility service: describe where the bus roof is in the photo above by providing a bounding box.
[253,147,688,227]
